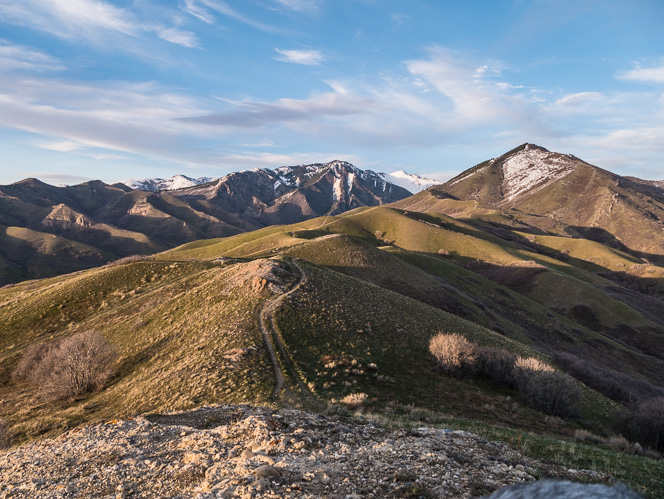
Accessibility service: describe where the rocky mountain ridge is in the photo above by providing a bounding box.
[121,163,443,195]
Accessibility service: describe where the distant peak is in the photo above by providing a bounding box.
[501,144,577,200]
[13,177,50,188]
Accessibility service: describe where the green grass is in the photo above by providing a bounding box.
[274,261,617,431]
[0,259,277,443]
[361,408,664,498]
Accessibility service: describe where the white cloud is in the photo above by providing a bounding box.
[185,0,283,33]
[0,0,137,40]
[274,0,322,14]
[0,77,214,164]
[554,92,603,107]
[182,0,215,24]
[404,47,530,128]
[34,139,82,152]
[156,27,199,48]
[619,64,664,84]
[0,0,199,50]
[1,44,662,180]
[274,48,325,65]
[0,40,64,72]
[27,172,94,185]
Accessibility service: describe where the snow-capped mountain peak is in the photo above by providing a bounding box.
[122,175,212,192]
[379,170,443,194]
[501,145,577,200]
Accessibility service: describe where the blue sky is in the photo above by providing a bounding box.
[1,0,663,185]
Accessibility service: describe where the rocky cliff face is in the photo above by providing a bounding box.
[0,405,613,498]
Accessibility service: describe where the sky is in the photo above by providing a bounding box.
[1,0,663,185]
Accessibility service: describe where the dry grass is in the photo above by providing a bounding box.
[340,392,368,409]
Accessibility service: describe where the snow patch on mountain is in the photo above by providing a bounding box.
[381,171,443,193]
[123,175,211,192]
[502,145,576,200]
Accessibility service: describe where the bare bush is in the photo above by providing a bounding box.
[13,331,117,401]
[516,370,582,419]
[12,341,60,384]
[513,356,555,373]
[553,352,664,406]
[573,429,604,445]
[429,333,478,375]
[476,346,516,385]
[617,397,664,452]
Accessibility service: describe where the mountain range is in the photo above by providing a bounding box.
[0,160,410,284]
[1,143,664,494]
[122,169,442,194]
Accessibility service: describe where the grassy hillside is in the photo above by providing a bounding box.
[2,189,663,495]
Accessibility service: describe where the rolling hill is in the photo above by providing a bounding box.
[1,145,663,494]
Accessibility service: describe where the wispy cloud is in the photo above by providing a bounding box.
[182,92,371,128]
[619,64,664,84]
[0,0,137,40]
[0,0,199,49]
[274,0,322,14]
[1,44,663,179]
[184,0,283,33]
[182,0,216,24]
[0,76,214,164]
[274,48,325,65]
[26,172,94,185]
[0,40,65,72]
[155,27,199,48]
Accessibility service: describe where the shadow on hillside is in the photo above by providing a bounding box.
[567,225,664,265]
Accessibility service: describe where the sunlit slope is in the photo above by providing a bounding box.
[0,259,283,442]
[161,207,663,342]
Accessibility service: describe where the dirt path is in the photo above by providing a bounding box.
[258,260,308,401]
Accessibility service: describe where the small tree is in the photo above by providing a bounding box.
[429,333,478,375]
[13,331,117,401]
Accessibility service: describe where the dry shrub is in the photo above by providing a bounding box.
[476,346,516,385]
[516,370,582,419]
[554,352,664,406]
[11,341,60,384]
[617,397,664,452]
[429,333,478,375]
[430,338,582,419]
[607,435,634,453]
[573,429,604,445]
[13,331,117,401]
[513,356,555,373]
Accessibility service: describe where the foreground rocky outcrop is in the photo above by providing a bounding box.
[0,405,614,498]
